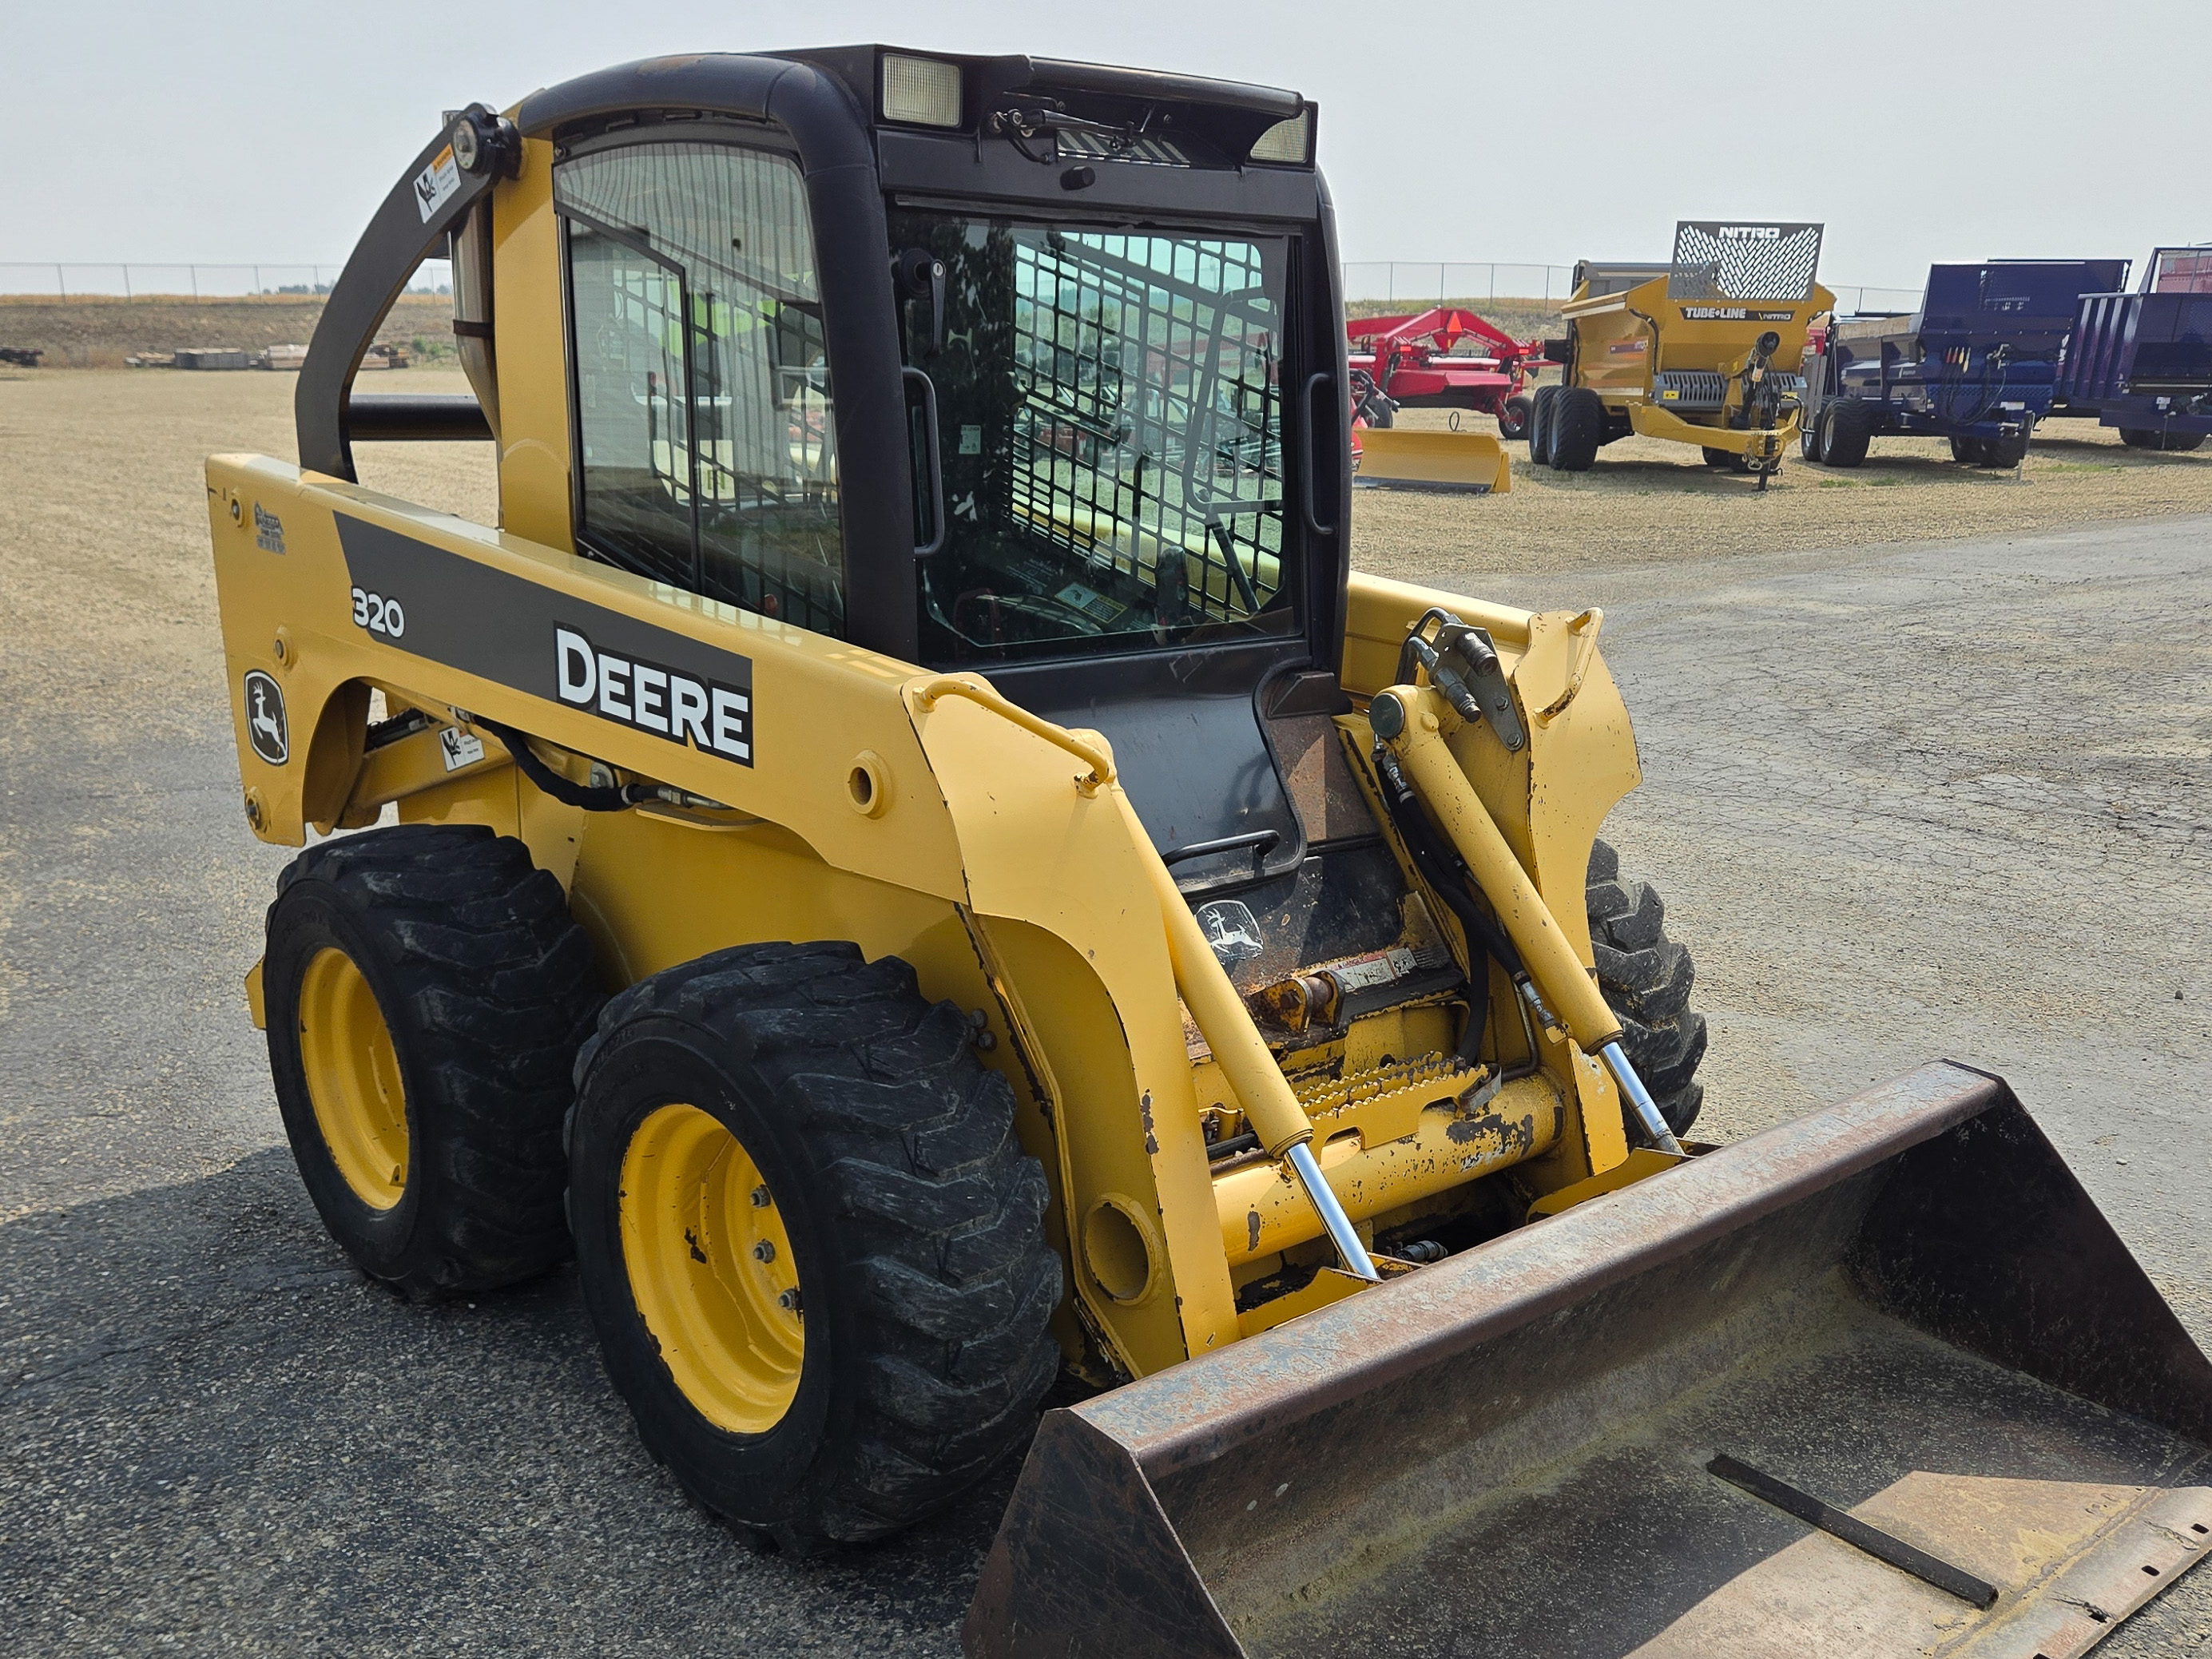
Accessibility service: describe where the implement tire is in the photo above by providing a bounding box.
[1497,393,1532,441]
[567,942,1061,1550]
[2121,427,2205,452]
[1977,435,2027,468]
[1824,399,1876,468]
[1587,839,1706,1137]
[1948,435,1987,465]
[1528,384,1559,463]
[1549,387,1604,471]
[264,824,602,1296]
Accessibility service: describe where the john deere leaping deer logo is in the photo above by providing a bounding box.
[243,670,288,764]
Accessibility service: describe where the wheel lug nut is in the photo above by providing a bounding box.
[753,1240,776,1263]
[777,1288,803,1312]
[750,1185,772,1208]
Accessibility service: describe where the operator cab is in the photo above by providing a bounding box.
[304,48,1436,1040]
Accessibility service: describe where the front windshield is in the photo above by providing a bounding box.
[891,212,1298,665]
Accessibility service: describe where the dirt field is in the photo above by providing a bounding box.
[2,369,2209,1653]
[0,293,457,368]
[1360,397,2212,577]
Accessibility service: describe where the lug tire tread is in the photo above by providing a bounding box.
[1587,839,1706,1136]
[571,942,1061,1546]
[267,824,602,1295]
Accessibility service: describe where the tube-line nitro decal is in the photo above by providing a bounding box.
[334,515,756,766]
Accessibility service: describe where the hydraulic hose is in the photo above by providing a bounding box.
[1375,685,1683,1154]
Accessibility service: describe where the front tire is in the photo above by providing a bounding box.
[1824,399,1876,467]
[568,942,1061,1550]
[1528,384,1559,464]
[1587,839,1706,1137]
[264,824,602,1296]
[1549,387,1605,471]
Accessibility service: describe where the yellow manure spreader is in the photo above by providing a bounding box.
[1530,221,1833,486]
[208,49,2211,1657]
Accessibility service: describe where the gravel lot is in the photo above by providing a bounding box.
[2,370,2207,1654]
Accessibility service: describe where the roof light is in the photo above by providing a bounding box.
[882,54,963,129]
[1250,109,1312,165]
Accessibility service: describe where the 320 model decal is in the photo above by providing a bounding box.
[332,514,757,767]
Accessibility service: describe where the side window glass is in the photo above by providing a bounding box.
[558,142,843,634]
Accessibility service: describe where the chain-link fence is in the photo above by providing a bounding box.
[3,257,1932,317]
[0,261,452,297]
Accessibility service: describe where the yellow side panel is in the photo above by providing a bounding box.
[490,133,571,548]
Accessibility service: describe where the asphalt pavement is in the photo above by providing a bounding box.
[3,514,2208,1654]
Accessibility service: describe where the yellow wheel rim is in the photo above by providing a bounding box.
[620,1103,804,1434]
[296,946,409,1210]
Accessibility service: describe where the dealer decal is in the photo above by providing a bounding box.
[332,515,757,768]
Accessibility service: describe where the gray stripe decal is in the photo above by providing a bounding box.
[334,514,755,766]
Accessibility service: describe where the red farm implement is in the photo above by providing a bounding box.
[1348,307,1543,438]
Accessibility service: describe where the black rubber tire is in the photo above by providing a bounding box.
[1799,408,1823,462]
[2121,427,2205,452]
[1528,384,1559,463]
[264,824,602,1296]
[1948,435,1987,465]
[567,942,1061,1550]
[1824,399,1876,468]
[1497,394,1533,441]
[1549,387,1605,471]
[1364,398,1396,429]
[1976,435,2027,468]
[1700,447,1753,472]
[1587,839,1706,1137]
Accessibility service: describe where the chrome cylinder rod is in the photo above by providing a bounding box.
[1285,1141,1382,1283]
[1598,1040,1686,1157]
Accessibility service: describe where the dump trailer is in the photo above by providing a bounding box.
[205,49,2210,1657]
[2051,246,2212,451]
[1530,222,1832,486]
[1800,260,2129,470]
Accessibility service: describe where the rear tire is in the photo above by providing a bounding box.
[1529,384,1559,464]
[2121,427,2204,452]
[1497,394,1532,441]
[1587,839,1706,1137]
[1549,387,1605,471]
[264,824,602,1296]
[1799,409,1823,462]
[1977,435,2027,468]
[568,942,1061,1550]
[1948,435,1986,465]
[1824,399,1875,467]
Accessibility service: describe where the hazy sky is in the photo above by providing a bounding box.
[6,0,2206,292]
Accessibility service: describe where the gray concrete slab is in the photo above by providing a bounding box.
[2,516,2207,1654]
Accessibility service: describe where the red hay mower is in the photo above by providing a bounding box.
[1347,307,1544,439]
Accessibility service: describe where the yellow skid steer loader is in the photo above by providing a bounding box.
[207,49,2210,1657]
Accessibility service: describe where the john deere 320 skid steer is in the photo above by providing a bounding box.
[208,48,2211,1657]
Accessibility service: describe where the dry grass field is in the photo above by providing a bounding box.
[1361,398,2212,577]
[0,293,458,368]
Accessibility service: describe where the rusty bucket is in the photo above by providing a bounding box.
[967,1063,2212,1658]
